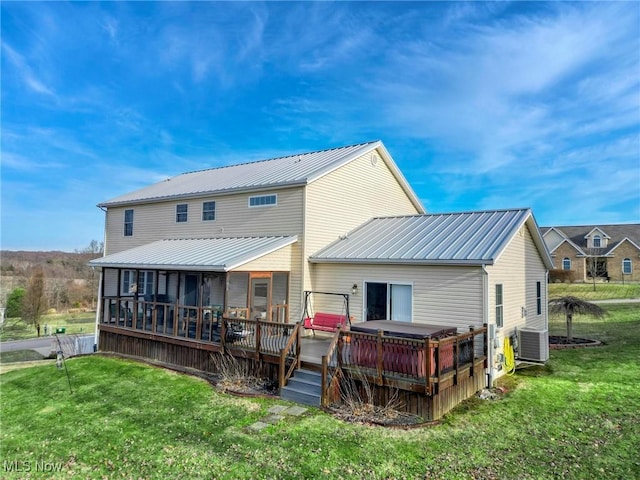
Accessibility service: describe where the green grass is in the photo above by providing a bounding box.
[0,349,45,363]
[1,304,639,479]
[549,282,640,300]
[0,313,95,341]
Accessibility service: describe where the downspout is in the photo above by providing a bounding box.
[94,205,108,352]
[94,272,103,352]
[482,264,494,387]
[299,186,308,322]
[544,270,549,332]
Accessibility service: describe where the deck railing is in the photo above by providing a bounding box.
[100,296,296,356]
[320,325,487,405]
[279,323,301,388]
[320,326,346,406]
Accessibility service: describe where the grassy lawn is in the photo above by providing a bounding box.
[1,304,638,479]
[0,313,95,341]
[548,282,640,301]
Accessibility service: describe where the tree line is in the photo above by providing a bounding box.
[1,241,104,335]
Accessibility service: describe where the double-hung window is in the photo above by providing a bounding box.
[536,281,542,315]
[495,284,504,328]
[562,258,571,270]
[202,201,216,221]
[623,258,632,274]
[124,209,134,237]
[176,204,188,223]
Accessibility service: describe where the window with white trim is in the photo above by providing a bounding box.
[202,201,216,221]
[122,270,154,296]
[562,257,571,270]
[124,209,134,237]
[593,235,601,248]
[249,194,277,207]
[176,204,188,223]
[496,284,504,328]
[536,281,542,315]
[623,258,632,274]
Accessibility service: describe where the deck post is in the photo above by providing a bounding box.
[376,330,384,386]
[424,337,430,395]
[295,321,301,368]
[255,319,262,360]
[320,355,328,406]
[454,336,460,385]
[469,326,475,377]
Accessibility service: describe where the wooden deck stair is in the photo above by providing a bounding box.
[279,368,323,406]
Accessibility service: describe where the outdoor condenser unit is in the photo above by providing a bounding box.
[517,328,549,362]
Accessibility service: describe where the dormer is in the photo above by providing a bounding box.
[584,227,610,249]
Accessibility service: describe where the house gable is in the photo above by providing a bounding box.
[584,227,611,249]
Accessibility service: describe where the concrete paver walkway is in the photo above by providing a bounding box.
[247,405,308,432]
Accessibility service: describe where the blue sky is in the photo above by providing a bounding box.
[2,1,639,251]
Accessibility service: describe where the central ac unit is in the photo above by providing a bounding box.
[517,328,549,362]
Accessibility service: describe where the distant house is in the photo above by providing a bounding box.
[90,140,551,419]
[542,224,640,282]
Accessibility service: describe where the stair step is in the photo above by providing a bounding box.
[293,369,322,384]
[286,378,321,395]
[280,385,321,406]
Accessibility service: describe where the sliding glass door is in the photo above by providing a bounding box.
[365,282,412,322]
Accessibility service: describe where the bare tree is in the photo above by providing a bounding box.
[549,296,605,343]
[22,268,47,336]
[584,248,607,291]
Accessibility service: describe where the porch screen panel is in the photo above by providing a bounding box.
[390,284,412,322]
[228,273,249,308]
[272,273,288,306]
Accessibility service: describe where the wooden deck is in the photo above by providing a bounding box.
[98,317,488,421]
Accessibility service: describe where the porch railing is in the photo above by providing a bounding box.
[320,325,487,406]
[100,296,298,359]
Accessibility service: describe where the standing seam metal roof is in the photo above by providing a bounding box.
[310,209,549,266]
[88,236,297,271]
[98,141,419,207]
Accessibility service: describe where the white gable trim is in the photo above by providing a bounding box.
[608,237,640,254]
[584,227,611,239]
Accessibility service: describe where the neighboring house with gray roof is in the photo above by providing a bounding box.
[542,224,640,282]
[90,140,552,415]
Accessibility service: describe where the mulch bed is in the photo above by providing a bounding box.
[549,336,602,349]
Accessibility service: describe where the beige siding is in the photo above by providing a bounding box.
[310,263,484,330]
[486,224,548,376]
[304,149,421,291]
[104,187,305,254]
[233,243,295,272]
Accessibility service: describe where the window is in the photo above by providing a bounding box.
[202,201,216,221]
[176,204,188,223]
[495,284,504,328]
[124,209,134,237]
[249,194,277,207]
[623,258,632,274]
[536,281,542,315]
[562,257,571,270]
[593,235,601,248]
[122,270,154,296]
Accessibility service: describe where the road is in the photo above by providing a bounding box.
[0,334,94,356]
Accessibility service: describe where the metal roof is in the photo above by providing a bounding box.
[98,141,423,212]
[310,209,553,267]
[89,236,297,271]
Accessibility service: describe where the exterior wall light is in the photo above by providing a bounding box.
[351,284,358,295]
